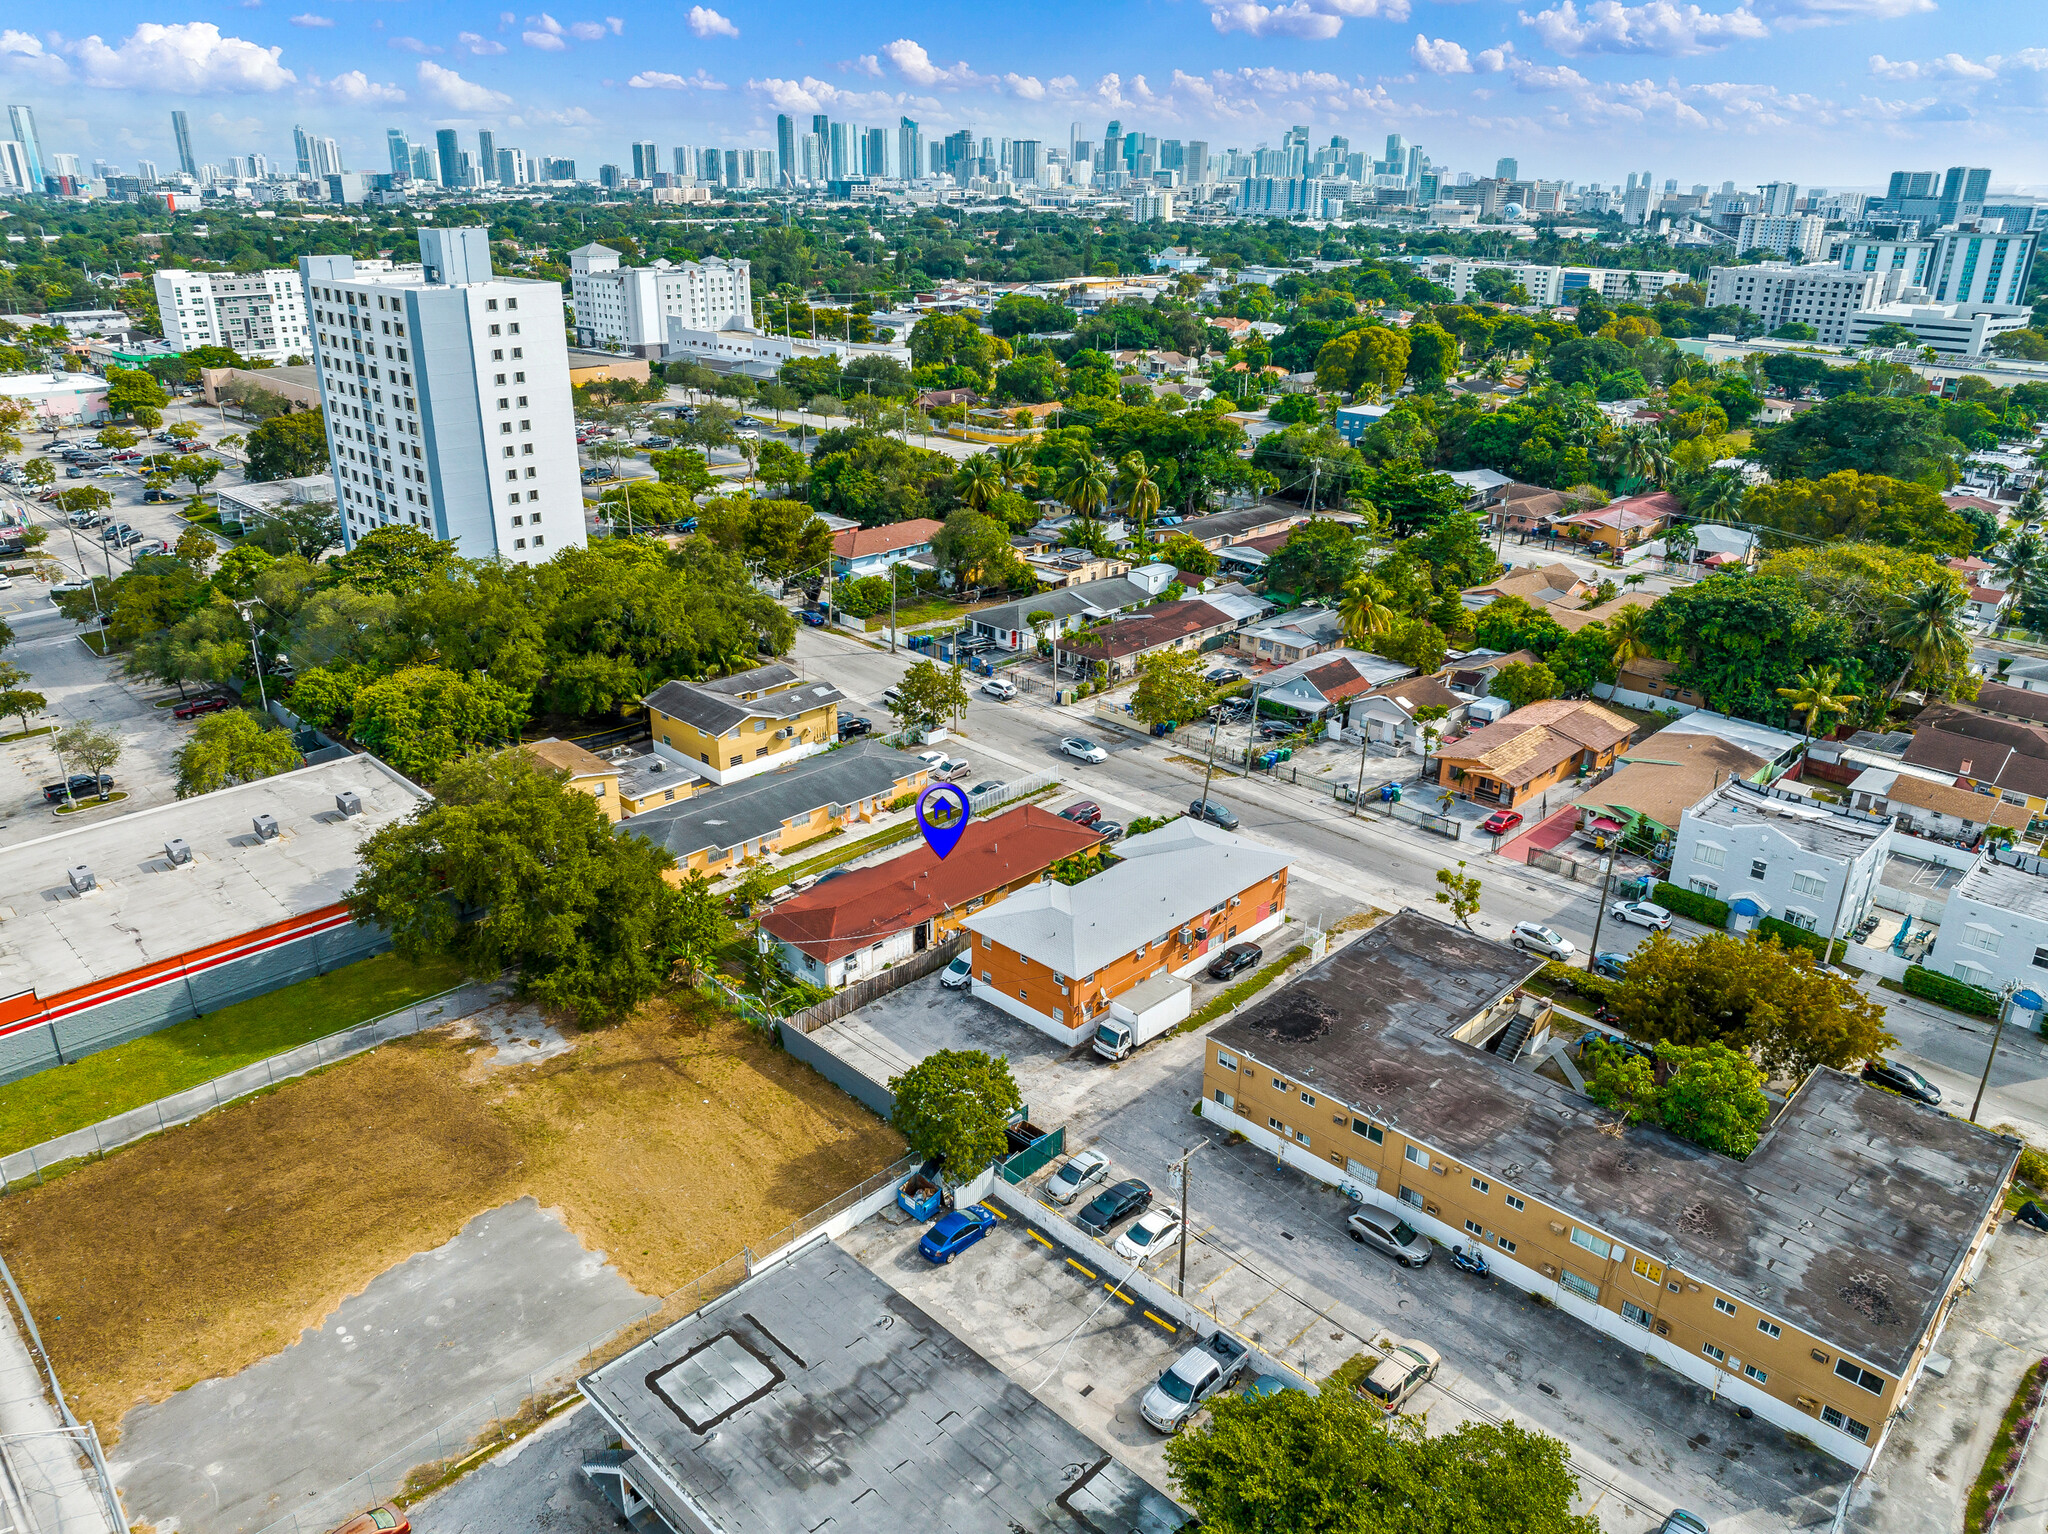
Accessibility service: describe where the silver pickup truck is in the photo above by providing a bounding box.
[1140,1331,1250,1432]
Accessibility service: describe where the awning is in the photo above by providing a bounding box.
[1590,817,1624,833]
[1730,896,1770,918]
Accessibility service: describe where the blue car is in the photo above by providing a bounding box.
[918,1205,997,1264]
[1592,951,1629,980]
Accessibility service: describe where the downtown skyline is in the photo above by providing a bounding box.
[0,2,2045,191]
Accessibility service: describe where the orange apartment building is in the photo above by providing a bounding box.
[961,818,1290,1046]
[1203,909,2015,1468]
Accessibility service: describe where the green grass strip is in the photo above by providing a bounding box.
[1178,944,1311,1035]
[1967,1357,2048,1533]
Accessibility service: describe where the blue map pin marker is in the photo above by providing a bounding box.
[916,782,972,860]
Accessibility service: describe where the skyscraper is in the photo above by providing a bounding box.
[294,125,315,176]
[411,144,438,184]
[387,129,412,182]
[6,106,43,194]
[631,140,658,181]
[479,130,498,183]
[1759,181,1797,215]
[863,126,888,179]
[436,128,460,189]
[1384,133,1406,172]
[1495,156,1519,181]
[1102,120,1123,175]
[776,114,797,186]
[1939,166,1992,222]
[1185,141,1209,184]
[828,122,853,180]
[898,118,921,184]
[172,110,197,178]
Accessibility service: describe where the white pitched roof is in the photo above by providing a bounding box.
[962,819,1289,977]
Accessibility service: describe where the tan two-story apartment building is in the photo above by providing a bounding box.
[962,819,1290,1047]
[644,663,843,787]
[1202,909,2015,1469]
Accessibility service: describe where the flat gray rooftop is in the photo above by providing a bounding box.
[580,1237,1186,1534]
[1955,851,2048,920]
[1211,909,2017,1376]
[0,755,425,1000]
[1692,780,1889,860]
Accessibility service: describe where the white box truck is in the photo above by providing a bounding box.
[1090,973,1193,1061]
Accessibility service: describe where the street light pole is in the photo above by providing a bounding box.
[1585,856,1617,972]
[237,602,269,713]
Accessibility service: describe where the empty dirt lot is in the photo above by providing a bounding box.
[0,994,904,1436]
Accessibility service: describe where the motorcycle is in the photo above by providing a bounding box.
[1451,1244,1491,1278]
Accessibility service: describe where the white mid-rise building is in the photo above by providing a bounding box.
[1734,213,1828,261]
[1671,779,1892,947]
[1846,301,2033,358]
[1705,264,1883,345]
[155,268,310,362]
[567,243,751,358]
[1929,847,2048,997]
[1836,230,2037,310]
[300,227,585,565]
[1418,259,1691,307]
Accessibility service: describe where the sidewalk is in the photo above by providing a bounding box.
[0,1264,122,1534]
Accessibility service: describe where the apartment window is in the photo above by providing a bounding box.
[1471,1176,1490,1194]
[1702,1343,1727,1363]
[523,443,534,455]
[1693,843,1725,869]
[1621,1301,1652,1329]
[1743,1363,1768,1385]
[1217,1051,1237,1071]
[1559,1271,1599,1303]
[1834,1359,1885,1394]
[507,297,519,309]
[1293,1129,1310,1146]
[1714,1297,1737,1317]
[508,322,521,334]
[1966,926,2002,953]
[1569,1228,1612,1261]
[1749,859,1768,881]
[1821,1406,1871,1443]
[500,423,512,435]
[505,470,517,482]
[519,420,531,431]
[517,396,528,408]
[525,467,537,478]
[1398,1186,1424,1209]
[1496,1235,1517,1253]
[1792,872,1828,898]
[1404,1145,1429,1169]
[1352,1118,1384,1144]
[1271,1077,1287,1092]
[1268,1116,1285,1132]
[1632,1256,1665,1284]
[1505,1194,1525,1212]
[492,349,504,361]
[489,325,501,336]
[1689,878,1720,898]
[1214,1089,1235,1109]
[1300,1091,1316,1107]
[1757,1318,1782,1340]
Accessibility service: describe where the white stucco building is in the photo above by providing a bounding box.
[1670,779,1893,942]
[1927,847,2048,997]
[567,243,752,357]
[155,268,309,363]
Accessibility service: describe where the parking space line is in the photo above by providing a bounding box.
[1103,1284,1135,1305]
[1284,1315,1323,1348]
[1066,1257,1097,1280]
[1142,1310,1179,1333]
[1027,1229,1053,1250]
[980,1203,1006,1219]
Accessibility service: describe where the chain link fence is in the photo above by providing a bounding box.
[0,981,503,1193]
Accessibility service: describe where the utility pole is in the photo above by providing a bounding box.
[1351,721,1372,818]
[1972,984,2042,1123]
[237,602,269,713]
[888,564,898,656]
[1170,1144,1205,1297]
[1584,855,1617,973]
[1239,682,1263,777]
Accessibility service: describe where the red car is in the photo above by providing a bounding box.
[1481,810,1524,836]
[326,1506,408,1534]
[173,695,232,720]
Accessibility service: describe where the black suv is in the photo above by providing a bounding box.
[836,716,872,740]
[43,773,113,803]
[1075,1178,1153,1238]
[1207,942,1262,980]
[1861,1057,1941,1105]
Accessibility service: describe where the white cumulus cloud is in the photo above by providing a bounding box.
[327,68,406,103]
[628,68,727,89]
[881,38,989,87]
[1207,0,1407,36]
[0,30,68,81]
[1761,0,1931,22]
[523,30,567,49]
[390,36,442,54]
[1868,51,1996,80]
[568,19,607,39]
[459,31,508,53]
[1521,0,1768,55]
[417,59,512,110]
[69,22,295,91]
[688,6,739,36]
[1411,33,1472,71]
[290,13,334,26]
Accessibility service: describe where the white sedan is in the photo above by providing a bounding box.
[981,678,1017,700]
[1610,900,1673,931]
[1061,736,1108,764]
[1114,1208,1184,1263]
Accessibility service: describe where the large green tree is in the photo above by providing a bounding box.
[1637,572,1853,720]
[1264,520,1363,599]
[888,1048,1022,1176]
[1741,471,1976,557]
[243,408,330,482]
[175,709,301,797]
[1750,396,1965,488]
[346,750,684,1023]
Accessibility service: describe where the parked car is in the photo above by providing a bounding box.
[1346,1207,1431,1268]
[1591,951,1630,981]
[798,607,826,627]
[117,528,144,546]
[1061,736,1108,764]
[1044,1149,1110,1205]
[1655,1514,1710,1534]
[42,773,114,803]
[325,1505,409,1534]
[142,489,177,503]
[1059,800,1103,825]
[918,1205,997,1264]
[1481,810,1524,836]
[1580,1029,1655,1067]
[1207,942,1262,981]
[1188,798,1239,830]
[1609,900,1673,931]
[1140,1331,1248,1433]
[1862,1057,1941,1105]
[1113,1208,1184,1263]
[836,716,872,740]
[980,677,1017,700]
[1205,666,1243,685]
[174,695,232,720]
[1091,820,1126,843]
[1356,1338,1440,1414]
[917,751,970,780]
[1511,921,1576,960]
[1075,1177,1153,1237]
[939,955,973,990]
[968,779,1005,797]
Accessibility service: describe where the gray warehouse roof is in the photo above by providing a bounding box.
[618,740,921,861]
[0,755,427,1000]
[580,1237,1186,1534]
[1211,908,2017,1376]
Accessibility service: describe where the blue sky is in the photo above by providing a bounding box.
[2,1,2042,190]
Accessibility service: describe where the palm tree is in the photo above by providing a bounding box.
[1121,451,1161,548]
[1884,578,1971,698]
[1776,665,1860,744]
[995,442,1038,496]
[1992,531,2046,593]
[1058,456,1112,527]
[1686,470,1745,525]
[1338,578,1395,647]
[954,454,1001,514]
[1606,603,1652,668]
[1608,423,1673,489]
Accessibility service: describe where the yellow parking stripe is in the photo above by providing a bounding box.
[1104,1284,1135,1304]
[980,1203,1006,1219]
[1028,1229,1054,1250]
[1067,1258,1098,1280]
[1143,1311,1179,1332]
